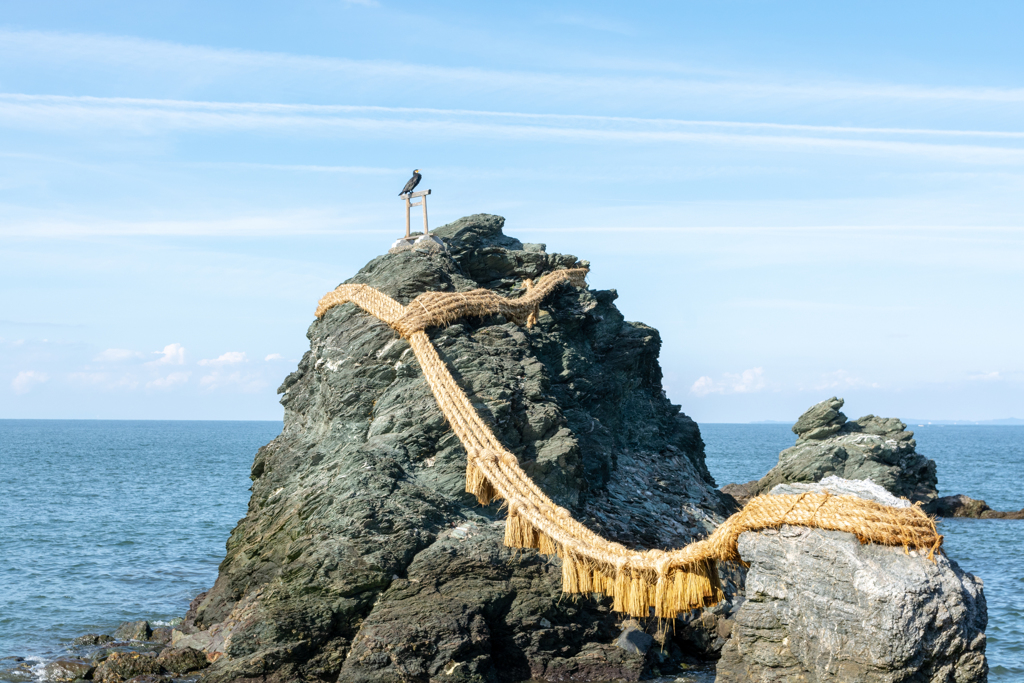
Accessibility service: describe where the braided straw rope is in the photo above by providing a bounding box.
[316,267,943,619]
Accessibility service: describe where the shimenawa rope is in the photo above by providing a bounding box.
[315,267,943,619]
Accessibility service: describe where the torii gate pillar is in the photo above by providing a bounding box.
[404,189,431,239]
[391,189,443,252]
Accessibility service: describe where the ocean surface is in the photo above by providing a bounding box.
[0,420,1020,680]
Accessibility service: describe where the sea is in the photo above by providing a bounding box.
[0,420,1020,681]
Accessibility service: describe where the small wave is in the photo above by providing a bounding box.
[25,656,46,683]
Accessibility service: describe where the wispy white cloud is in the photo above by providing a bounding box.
[0,208,388,237]
[94,348,143,362]
[195,161,400,174]
[690,368,766,396]
[199,351,247,366]
[68,371,140,390]
[814,370,881,391]
[11,370,48,394]
[264,353,283,361]
[149,343,185,365]
[5,28,1024,106]
[968,371,1001,381]
[199,370,266,393]
[3,94,1023,165]
[547,13,635,36]
[147,371,191,389]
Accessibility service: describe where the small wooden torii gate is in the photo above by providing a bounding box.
[403,189,431,240]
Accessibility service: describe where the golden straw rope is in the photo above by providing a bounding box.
[315,267,943,618]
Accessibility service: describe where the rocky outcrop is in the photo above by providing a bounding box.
[726,397,939,506]
[178,215,732,682]
[716,478,988,683]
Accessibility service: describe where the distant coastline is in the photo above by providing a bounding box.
[904,418,1024,426]
[701,418,1024,426]
[739,418,1024,426]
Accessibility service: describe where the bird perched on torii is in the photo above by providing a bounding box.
[399,169,422,197]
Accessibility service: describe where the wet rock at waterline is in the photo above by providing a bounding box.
[73,633,115,647]
[43,658,96,682]
[932,493,1024,519]
[114,620,153,642]
[176,215,731,682]
[716,477,987,683]
[93,651,163,682]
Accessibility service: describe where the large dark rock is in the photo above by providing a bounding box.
[114,620,152,642]
[180,215,731,682]
[156,646,209,674]
[43,658,95,682]
[716,478,988,683]
[736,397,939,505]
[93,651,162,682]
[72,633,114,647]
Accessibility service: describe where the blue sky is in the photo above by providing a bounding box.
[1,1,1021,422]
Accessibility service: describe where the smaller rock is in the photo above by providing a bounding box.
[716,477,987,683]
[149,627,172,645]
[43,658,95,682]
[535,642,645,682]
[178,591,207,636]
[72,633,114,647]
[114,620,151,641]
[93,651,162,682]
[983,508,1024,519]
[932,494,991,517]
[721,481,757,507]
[156,647,209,674]
[170,628,213,651]
[674,611,719,656]
[791,396,845,437]
[758,399,938,504]
[614,621,654,655]
[931,494,1024,519]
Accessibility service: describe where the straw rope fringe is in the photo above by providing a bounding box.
[315,267,943,619]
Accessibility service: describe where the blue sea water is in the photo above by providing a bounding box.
[0,420,1020,680]
[0,420,280,667]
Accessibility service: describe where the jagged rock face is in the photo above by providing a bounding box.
[754,397,938,505]
[716,478,988,683]
[185,215,730,683]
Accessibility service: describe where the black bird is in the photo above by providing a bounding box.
[399,169,422,197]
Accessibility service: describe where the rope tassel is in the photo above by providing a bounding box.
[314,266,944,618]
